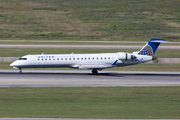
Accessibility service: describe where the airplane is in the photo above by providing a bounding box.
[10,38,168,74]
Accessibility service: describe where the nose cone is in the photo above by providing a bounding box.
[10,62,14,67]
[10,61,18,67]
[10,61,18,69]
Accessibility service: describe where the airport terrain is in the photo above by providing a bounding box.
[1,119,180,120]
[1,0,180,119]
[0,44,179,49]
[0,85,180,118]
[0,0,180,42]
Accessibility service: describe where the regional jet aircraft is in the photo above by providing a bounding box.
[10,38,168,74]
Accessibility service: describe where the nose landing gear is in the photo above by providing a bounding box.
[19,68,22,73]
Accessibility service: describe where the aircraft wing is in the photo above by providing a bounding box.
[78,65,112,69]
[71,60,120,69]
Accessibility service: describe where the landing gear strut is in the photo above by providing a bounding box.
[92,69,98,75]
[19,68,22,73]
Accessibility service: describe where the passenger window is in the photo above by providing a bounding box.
[97,57,98,59]
[61,58,63,60]
[77,58,79,60]
[65,58,67,60]
[57,58,59,60]
[101,57,103,59]
[81,58,83,60]
[73,58,75,60]
[69,58,71,60]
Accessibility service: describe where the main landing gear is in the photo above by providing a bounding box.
[19,68,22,73]
[92,69,98,75]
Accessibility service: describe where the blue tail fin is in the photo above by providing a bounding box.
[138,38,168,56]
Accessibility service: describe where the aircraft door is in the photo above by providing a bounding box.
[31,56,36,65]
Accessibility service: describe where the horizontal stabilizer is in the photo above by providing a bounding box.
[150,38,169,43]
[150,40,169,43]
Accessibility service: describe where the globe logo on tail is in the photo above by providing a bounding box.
[138,45,153,56]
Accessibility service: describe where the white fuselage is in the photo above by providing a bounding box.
[10,52,153,70]
[10,38,168,74]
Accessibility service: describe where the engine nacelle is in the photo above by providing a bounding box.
[118,52,137,61]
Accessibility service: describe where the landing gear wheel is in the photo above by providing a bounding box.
[19,68,22,74]
[92,69,98,75]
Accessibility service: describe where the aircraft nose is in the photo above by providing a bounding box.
[10,62,15,67]
[10,61,18,69]
[10,61,18,67]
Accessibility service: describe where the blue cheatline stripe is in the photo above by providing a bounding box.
[112,60,118,65]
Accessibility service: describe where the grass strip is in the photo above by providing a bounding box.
[0,87,180,119]
[0,0,180,41]
[0,41,179,46]
[0,48,180,58]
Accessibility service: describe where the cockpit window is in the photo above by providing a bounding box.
[19,58,27,60]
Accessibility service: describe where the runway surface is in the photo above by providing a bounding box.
[0,70,180,87]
